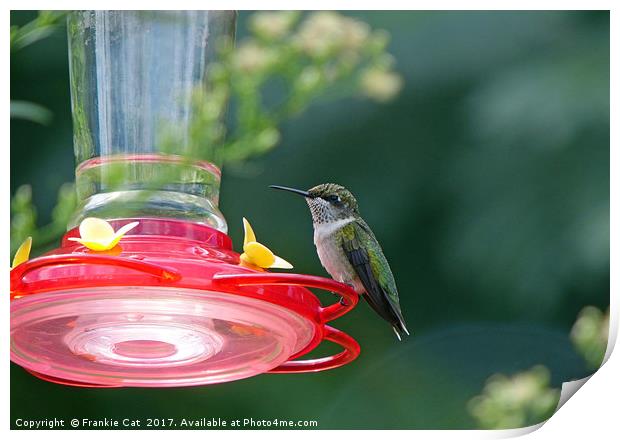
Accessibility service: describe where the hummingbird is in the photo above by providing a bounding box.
[270,183,409,340]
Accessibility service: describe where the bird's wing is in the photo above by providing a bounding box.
[341,220,407,334]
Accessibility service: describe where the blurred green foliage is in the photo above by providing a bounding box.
[466,304,609,429]
[468,365,560,429]
[570,306,609,370]
[10,11,609,429]
[170,11,403,165]
[10,10,66,52]
[10,100,53,125]
[10,183,77,255]
[10,10,76,254]
[10,11,66,125]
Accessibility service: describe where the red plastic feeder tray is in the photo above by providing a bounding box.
[10,218,360,388]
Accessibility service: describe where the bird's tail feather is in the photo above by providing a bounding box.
[392,326,403,341]
[362,293,409,340]
[392,320,410,341]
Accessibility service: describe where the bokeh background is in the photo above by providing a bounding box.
[10,11,609,429]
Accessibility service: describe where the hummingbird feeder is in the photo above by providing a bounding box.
[10,11,360,388]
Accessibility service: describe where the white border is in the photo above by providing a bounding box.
[3,2,616,439]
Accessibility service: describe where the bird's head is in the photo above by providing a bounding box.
[270,183,360,224]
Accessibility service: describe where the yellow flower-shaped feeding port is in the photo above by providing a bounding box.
[68,217,139,251]
[11,236,32,269]
[240,217,293,270]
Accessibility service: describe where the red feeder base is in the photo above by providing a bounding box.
[10,218,360,387]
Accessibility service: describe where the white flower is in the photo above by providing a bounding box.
[295,12,346,58]
[294,12,370,58]
[231,41,275,74]
[341,16,370,50]
[250,11,299,40]
[360,68,403,102]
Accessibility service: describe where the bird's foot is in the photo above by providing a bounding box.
[330,291,349,307]
[338,282,356,306]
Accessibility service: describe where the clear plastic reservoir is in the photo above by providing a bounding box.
[67,11,236,231]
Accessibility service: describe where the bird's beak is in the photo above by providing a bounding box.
[269,185,313,198]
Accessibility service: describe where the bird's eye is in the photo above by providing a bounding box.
[326,195,342,204]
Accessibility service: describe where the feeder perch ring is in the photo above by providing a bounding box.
[10,219,362,387]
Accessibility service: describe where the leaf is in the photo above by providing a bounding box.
[10,11,67,52]
[10,100,53,125]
